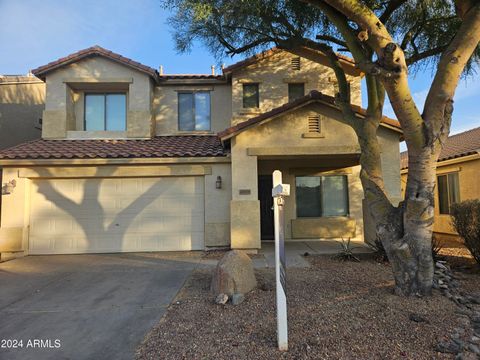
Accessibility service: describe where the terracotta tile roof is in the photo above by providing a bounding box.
[0,136,226,160]
[0,75,43,84]
[31,46,159,81]
[159,74,225,80]
[401,126,480,169]
[222,47,356,73]
[218,91,402,140]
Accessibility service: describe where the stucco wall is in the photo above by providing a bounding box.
[42,57,153,139]
[0,161,232,254]
[401,156,480,235]
[154,83,232,135]
[230,50,362,125]
[229,101,401,248]
[0,79,44,149]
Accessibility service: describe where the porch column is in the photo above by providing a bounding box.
[230,138,261,250]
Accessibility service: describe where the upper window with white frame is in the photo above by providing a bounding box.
[85,93,126,131]
[178,92,211,131]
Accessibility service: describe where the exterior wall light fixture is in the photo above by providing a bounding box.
[215,176,222,189]
[2,179,16,195]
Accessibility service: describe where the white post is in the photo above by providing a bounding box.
[272,170,290,351]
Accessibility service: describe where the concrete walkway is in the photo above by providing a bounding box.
[256,240,372,268]
[0,253,201,360]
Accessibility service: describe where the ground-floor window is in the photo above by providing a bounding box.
[295,175,349,217]
[437,172,460,214]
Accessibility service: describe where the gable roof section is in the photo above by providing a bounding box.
[32,46,159,81]
[0,136,226,161]
[218,91,402,141]
[401,126,480,169]
[222,47,359,75]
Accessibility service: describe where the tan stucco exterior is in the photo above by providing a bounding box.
[230,50,362,125]
[0,47,403,256]
[42,57,154,139]
[154,83,232,134]
[401,154,480,235]
[0,159,232,255]
[0,77,44,149]
[229,102,401,249]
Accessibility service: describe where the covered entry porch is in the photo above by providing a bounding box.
[229,147,366,251]
[256,154,364,243]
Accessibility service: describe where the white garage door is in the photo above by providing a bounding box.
[28,177,204,254]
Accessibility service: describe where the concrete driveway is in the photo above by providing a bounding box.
[0,253,201,360]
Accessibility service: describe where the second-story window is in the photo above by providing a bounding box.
[288,83,305,102]
[178,92,211,131]
[85,93,126,131]
[243,83,259,108]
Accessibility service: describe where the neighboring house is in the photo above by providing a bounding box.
[0,46,402,257]
[401,126,480,236]
[0,75,44,149]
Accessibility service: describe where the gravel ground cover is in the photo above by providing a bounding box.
[137,251,479,360]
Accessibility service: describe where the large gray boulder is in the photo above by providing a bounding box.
[211,250,257,296]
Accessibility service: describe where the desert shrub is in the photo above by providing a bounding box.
[431,234,444,261]
[368,236,389,262]
[450,200,480,264]
[334,238,360,262]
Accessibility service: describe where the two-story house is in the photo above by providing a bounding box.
[0,46,402,257]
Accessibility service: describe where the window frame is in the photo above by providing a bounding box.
[437,172,460,215]
[84,92,127,131]
[288,83,305,102]
[295,175,350,218]
[177,91,212,132]
[242,83,260,109]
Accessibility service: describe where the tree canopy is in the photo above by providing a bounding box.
[165,0,478,76]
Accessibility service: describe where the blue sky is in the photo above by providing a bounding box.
[1,0,478,139]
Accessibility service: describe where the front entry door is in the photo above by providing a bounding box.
[258,175,274,240]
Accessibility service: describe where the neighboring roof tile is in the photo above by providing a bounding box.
[32,46,159,81]
[0,136,226,160]
[0,75,43,84]
[159,74,225,80]
[401,126,480,169]
[218,91,401,140]
[222,47,356,73]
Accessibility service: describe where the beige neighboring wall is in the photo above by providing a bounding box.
[0,77,44,149]
[401,156,480,235]
[154,83,232,134]
[230,50,362,125]
[42,57,153,139]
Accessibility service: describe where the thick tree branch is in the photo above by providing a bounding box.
[314,0,425,149]
[423,2,480,147]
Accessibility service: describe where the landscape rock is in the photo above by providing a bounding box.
[467,343,480,355]
[214,293,229,305]
[436,340,461,354]
[231,293,245,305]
[409,313,429,323]
[211,250,257,296]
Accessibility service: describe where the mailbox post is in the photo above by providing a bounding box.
[272,170,290,351]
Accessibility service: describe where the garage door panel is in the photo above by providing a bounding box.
[29,177,205,254]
